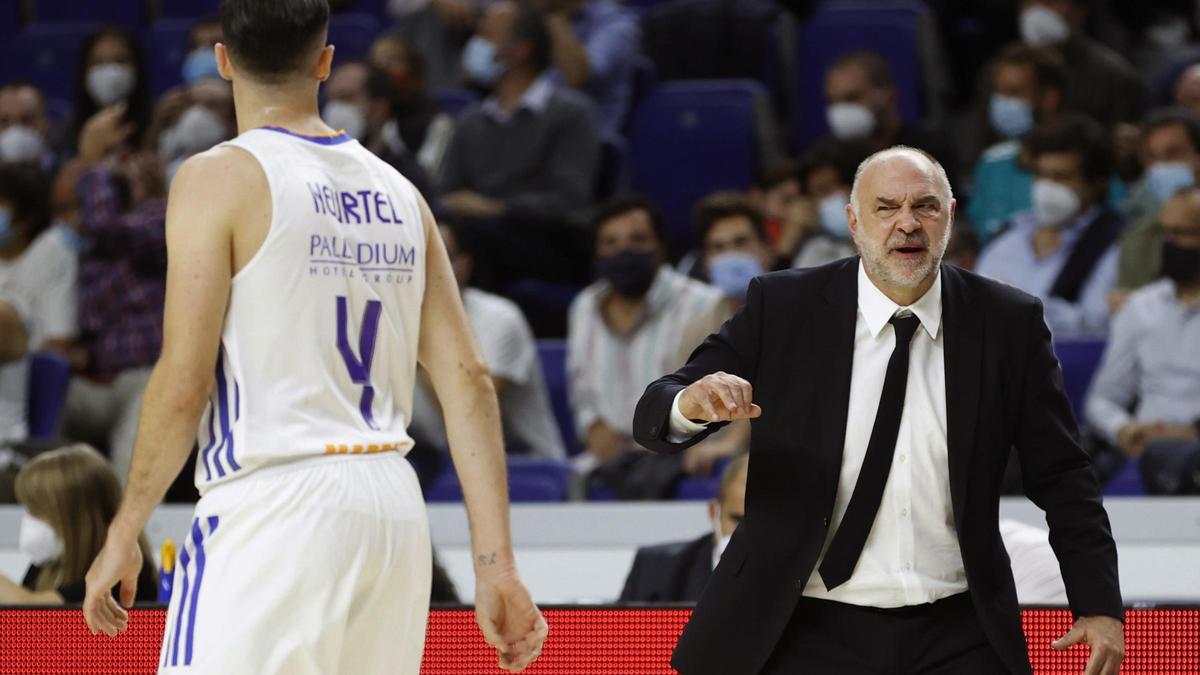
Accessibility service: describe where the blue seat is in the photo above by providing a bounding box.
[1104,458,1147,496]
[145,19,194,96]
[425,458,568,502]
[674,476,719,500]
[1052,338,1106,423]
[5,23,102,102]
[28,352,71,440]
[31,1,143,28]
[629,79,766,254]
[793,0,926,151]
[0,1,20,40]
[327,13,380,63]
[339,0,390,22]
[535,340,580,455]
[431,88,480,119]
[158,0,221,20]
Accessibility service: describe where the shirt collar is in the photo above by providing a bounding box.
[481,76,554,123]
[857,260,942,340]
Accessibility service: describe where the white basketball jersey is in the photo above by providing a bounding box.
[193,127,426,493]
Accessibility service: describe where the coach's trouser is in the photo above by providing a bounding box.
[158,452,431,674]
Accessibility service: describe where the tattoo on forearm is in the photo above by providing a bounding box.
[477,552,497,567]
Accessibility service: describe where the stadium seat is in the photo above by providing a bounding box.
[145,19,194,96]
[793,0,926,151]
[1052,338,1106,423]
[674,476,719,500]
[327,13,381,63]
[30,1,143,28]
[1104,459,1148,496]
[158,0,220,20]
[5,23,102,102]
[426,457,569,502]
[595,134,629,201]
[431,88,480,119]
[535,340,579,455]
[629,79,766,254]
[0,1,20,40]
[339,0,390,22]
[28,352,71,440]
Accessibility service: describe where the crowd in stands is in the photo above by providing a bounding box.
[0,0,1198,511]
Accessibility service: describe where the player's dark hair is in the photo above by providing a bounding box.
[220,0,330,82]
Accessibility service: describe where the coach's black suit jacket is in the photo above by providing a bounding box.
[633,259,1122,675]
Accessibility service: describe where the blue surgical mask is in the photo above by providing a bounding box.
[181,47,221,84]
[0,208,15,247]
[989,94,1034,139]
[1145,162,1195,203]
[708,252,764,300]
[818,192,849,239]
[462,36,503,87]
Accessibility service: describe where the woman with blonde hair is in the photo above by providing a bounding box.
[0,444,157,604]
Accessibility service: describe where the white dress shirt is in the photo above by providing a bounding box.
[669,262,968,607]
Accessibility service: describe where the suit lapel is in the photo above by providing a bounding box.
[817,260,860,499]
[941,265,982,527]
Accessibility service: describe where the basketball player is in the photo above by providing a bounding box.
[80,1,547,672]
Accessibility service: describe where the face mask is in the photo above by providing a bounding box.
[86,63,136,107]
[1032,178,1081,227]
[826,102,876,140]
[18,512,63,566]
[818,191,850,238]
[0,207,15,247]
[463,36,504,88]
[989,93,1034,139]
[0,125,44,164]
[596,250,659,299]
[54,221,89,255]
[322,101,368,141]
[1020,5,1070,47]
[1145,162,1196,203]
[708,252,764,300]
[158,105,227,162]
[181,47,221,84]
[1161,240,1200,285]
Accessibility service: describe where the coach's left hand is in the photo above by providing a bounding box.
[82,533,143,637]
[1052,614,1124,675]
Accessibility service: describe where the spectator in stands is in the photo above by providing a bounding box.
[1174,64,1200,117]
[147,78,236,186]
[975,115,1122,336]
[530,0,639,135]
[70,28,153,153]
[1086,188,1200,467]
[0,444,157,605]
[619,454,748,603]
[441,0,599,284]
[326,57,453,194]
[944,221,981,272]
[791,138,861,270]
[1016,0,1147,126]
[1114,110,1200,296]
[181,15,224,85]
[58,122,168,483]
[692,192,784,302]
[568,196,724,498]
[367,37,455,185]
[748,160,802,257]
[384,0,481,92]
[0,295,28,453]
[967,44,1067,243]
[823,51,960,191]
[409,222,566,459]
[0,83,57,171]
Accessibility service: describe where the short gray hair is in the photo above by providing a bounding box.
[849,145,953,215]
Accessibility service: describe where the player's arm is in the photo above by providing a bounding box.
[83,147,261,636]
[414,195,546,672]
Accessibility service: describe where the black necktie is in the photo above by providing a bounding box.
[819,313,922,590]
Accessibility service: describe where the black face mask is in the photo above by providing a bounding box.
[596,250,659,299]
[1161,241,1200,285]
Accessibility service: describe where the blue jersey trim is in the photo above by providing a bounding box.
[259,125,353,145]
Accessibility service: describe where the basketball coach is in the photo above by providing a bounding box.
[633,146,1124,674]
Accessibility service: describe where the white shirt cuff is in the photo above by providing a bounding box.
[667,389,710,443]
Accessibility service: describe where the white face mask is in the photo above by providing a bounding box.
[86,63,136,107]
[323,100,367,141]
[158,105,227,162]
[18,512,63,566]
[818,191,850,238]
[1032,178,1081,227]
[0,125,44,163]
[826,102,876,140]
[1020,5,1071,47]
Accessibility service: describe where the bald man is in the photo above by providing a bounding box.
[634,146,1124,674]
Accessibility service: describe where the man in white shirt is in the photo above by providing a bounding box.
[634,146,1123,674]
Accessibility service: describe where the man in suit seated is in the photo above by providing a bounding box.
[619,455,747,602]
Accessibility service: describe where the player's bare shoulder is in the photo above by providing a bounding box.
[169,144,268,212]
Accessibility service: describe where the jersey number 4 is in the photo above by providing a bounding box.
[336,296,382,430]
